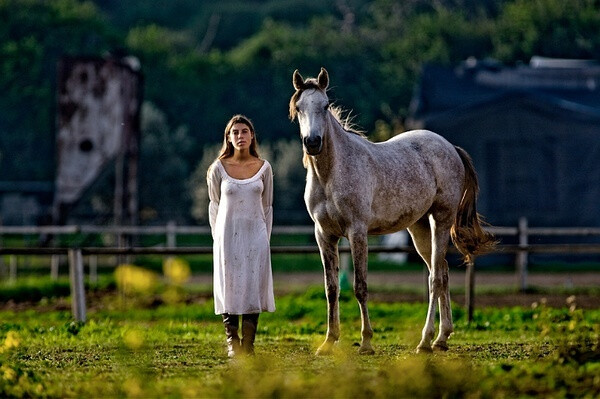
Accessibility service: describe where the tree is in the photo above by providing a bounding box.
[139,102,195,223]
[188,143,220,224]
[0,0,119,181]
[493,0,600,62]
[270,139,308,224]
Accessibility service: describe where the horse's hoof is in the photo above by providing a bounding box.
[358,346,375,355]
[416,346,433,354]
[315,344,334,356]
[432,342,449,352]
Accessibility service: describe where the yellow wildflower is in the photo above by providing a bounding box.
[4,331,20,350]
[114,264,158,294]
[163,257,191,285]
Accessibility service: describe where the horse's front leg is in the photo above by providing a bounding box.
[349,229,374,355]
[315,229,341,356]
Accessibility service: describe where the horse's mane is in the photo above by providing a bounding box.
[328,105,366,138]
[289,79,366,138]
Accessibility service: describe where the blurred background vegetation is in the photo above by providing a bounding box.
[1,0,599,225]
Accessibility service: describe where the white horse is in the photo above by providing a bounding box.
[289,68,496,355]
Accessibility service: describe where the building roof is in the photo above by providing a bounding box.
[409,57,600,126]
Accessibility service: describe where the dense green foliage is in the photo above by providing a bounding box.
[2,0,600,222]
[0,0,119,181]
[0,284,598,397]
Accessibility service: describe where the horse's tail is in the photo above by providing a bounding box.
[450,146,497,264]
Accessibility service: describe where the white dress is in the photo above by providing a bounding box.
[207,159,275,315]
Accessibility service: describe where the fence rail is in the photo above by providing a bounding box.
[3,243,600,256]
[1,217,600,323]
[0,224,318,235]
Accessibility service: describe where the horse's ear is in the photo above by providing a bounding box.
[293,69,305,91]
[317,67,329,90]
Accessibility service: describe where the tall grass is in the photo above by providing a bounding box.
[0,280,598,398]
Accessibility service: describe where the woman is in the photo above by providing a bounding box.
[206,114,275,357]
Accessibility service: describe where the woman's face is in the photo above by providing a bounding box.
[228,122,253,151]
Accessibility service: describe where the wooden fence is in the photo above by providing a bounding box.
[1,217,600,322]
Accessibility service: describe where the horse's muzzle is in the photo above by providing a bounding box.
[303,136,322,155]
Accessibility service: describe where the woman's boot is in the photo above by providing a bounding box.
[241,314,259,355]
[222,313,241,358]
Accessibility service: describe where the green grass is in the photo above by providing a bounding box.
[0,283,598,398]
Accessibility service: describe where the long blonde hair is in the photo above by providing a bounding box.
[217,114,260,159]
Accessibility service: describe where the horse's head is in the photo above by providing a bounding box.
[289,67,330,155]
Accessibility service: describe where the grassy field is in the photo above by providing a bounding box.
[0,273,599,398]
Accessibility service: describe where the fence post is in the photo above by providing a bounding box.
[0,254,5,280]
[517,217,529,292]
[51,255,60,280]
[9,255,17,283]
[167,220,177,248]
[465,260,475,323]
[69,248,87,322]
[89,255,98,285]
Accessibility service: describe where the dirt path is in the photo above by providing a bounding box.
[190,271,600,288]
[273,270,600,289]
[190,271,600,309]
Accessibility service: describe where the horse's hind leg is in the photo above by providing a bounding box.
[408,218,436,353]
[349,228,374,355]
[431,257,453,351]
[409,215,454,353]
[430,214,454,352]
[315,230,341,356]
